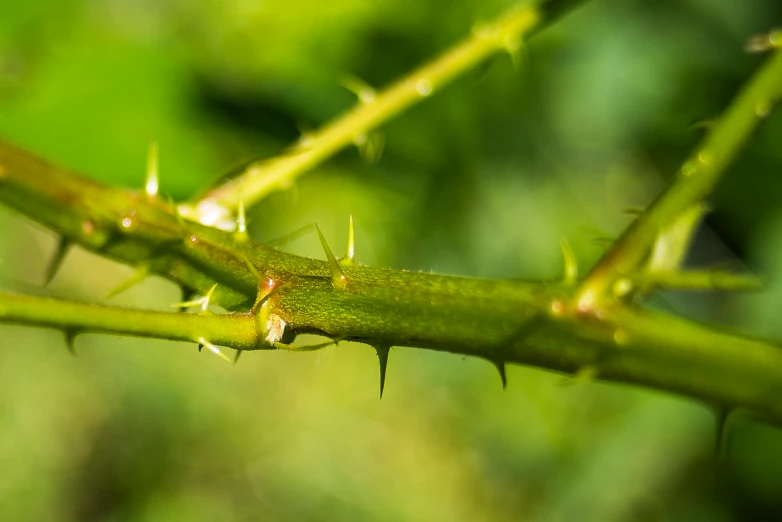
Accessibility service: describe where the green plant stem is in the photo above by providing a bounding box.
[636,270,762,292]
[578,49,782,306]
[4,141,782,421]
[179,0,587,226]
[0,292,258,349]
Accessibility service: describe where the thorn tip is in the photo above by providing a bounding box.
[44,237,72,286]
[316,224,347,290]
[493,360,507,389]
[375,345,390,398]
[145,142,159,197]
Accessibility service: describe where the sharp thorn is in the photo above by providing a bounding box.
[201,284,218,313]
[715,407,731,462]
[105,266,149,299]
[198,338,231,362]
[177,287,196,313]
[558,237,578,285]
[493,360,507,389]
[342,214,355,266]
[315,224,347,290]
[561,365,598,386]
[44,237,72,286]
[234,349,242,364]
[167,195,188,233]
[197,343,203,352]
[63,330,78,356]
[243,256,263,286]
[145,142,159,197]
[339,74,376,104]
[355,131,385,164]
[235,197,248,240]
[623,207,645,217]
[375,345,390,399]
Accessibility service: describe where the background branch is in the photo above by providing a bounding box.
[578,49,782,306]
[179,0,587,228]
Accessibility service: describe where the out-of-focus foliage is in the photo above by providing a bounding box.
[1,0,782,520]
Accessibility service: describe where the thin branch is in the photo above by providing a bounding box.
[633,270,763,293]
[0,292,259,350]
[577,49,782,308]
[178,0,588,228]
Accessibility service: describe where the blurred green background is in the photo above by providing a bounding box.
[1,0,782,520]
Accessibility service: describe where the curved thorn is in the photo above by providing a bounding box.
[559,238,578,284]
[197,338,231,362]
[201,284,218,313]
[44,237,72,286]
[234,349,242,364]
[375,345,390,399]
[315,224,347,290]
[493,360,507,389]
[106,266,149,299]
[63,330,78,357]
[145,142,159,197]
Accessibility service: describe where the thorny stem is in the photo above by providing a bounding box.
[578,49,782,307]
[1,4,782,423]
[4,141,782,421]
[179,0,588,228]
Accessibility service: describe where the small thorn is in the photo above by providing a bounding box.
[243,256,263,286]
[315,224,347,290]
[590,237,614,249]
[235,197,248,241]
[106,266,149,299]
[197,343,203,352]
[234,349,242,364]
[145,142,159,197]
[559,238,578,285]
[354,131,385,164]
[503,34,527,72]
[341,215,355,266]
[201,284,218,313]
[561,365,599,386]
[340,74,376,104]
[493,360,507,389]
[265,223,315,247]
[63,330,78,356]
[44,237,72,286]
[197,338,231,362]
[177,287,196,313]
[623,207,645,217]
[375,345,390,399]
[167,195,188,233]
[169,283,218,312]
[715,407,732,462]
